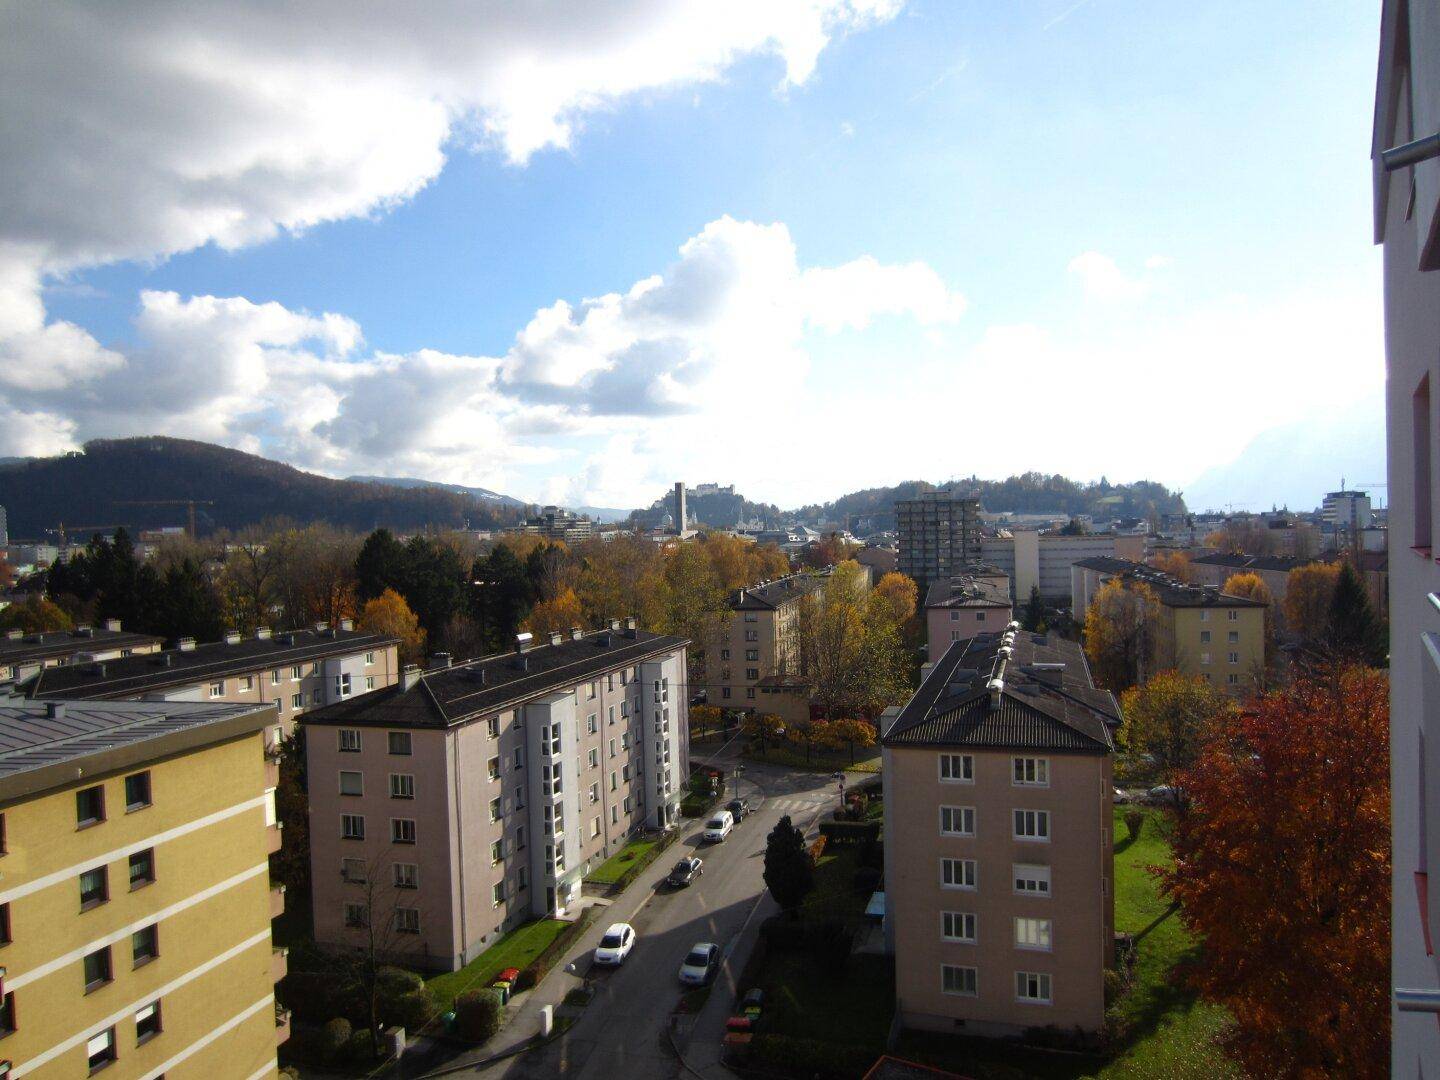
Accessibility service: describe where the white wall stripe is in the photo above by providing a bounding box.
[136,993,275,1080]
[0,793,268,906]
[12,927,273,1077]
[8,862,270,991]
[242,1061,280,1080]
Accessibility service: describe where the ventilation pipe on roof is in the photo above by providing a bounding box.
[401,664,423,691]
[623,616,637,639]
[255,627,272,640]
[339,617,354,632]
[314,621,329,633]
[987,677,1004,708]
[570,626,583,641]
[224,630,241,646]
[76,626,94,638]
[549,631,563,646]
[515,632,533,654]
[608,618,621,632]
[104,619,122,632]
[1007,620,1021,632]
[4,630,20,641]
[46,701,65,719]
[429,652,452,670]
[177,637,196,652]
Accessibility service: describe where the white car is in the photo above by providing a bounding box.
[703,810,734,843]
[593,923,636,966]
[678,942,721,985]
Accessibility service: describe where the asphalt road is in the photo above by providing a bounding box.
[474,760,840,1080]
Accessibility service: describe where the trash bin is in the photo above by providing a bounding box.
[491,981,510,1004]
[499,967,521,984]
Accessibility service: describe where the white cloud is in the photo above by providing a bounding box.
[1066,251,1152,302]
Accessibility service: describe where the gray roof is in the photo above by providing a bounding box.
[884,632,1117,754]
[28,627,397,700]
[924,576,1011,609]
[731,572,830,611]
[1189,552,1316,573]
[1072,557,1268,609]
[302,627,689,729]
[0,627,164,665]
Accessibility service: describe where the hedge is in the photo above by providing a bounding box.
[609,828,679,892]
[746,1033,878,1079]
[513,907,598,991]
[817,820,879,845]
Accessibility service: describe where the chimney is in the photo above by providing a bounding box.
[255,627,272,640]
[569,626,583,641]
[428,652,452,671]
[514,632,533,654]
[177,637,196,652]
[609,619,620,632]
[549,631,563,646]
[314,621,329,633]
[4,630,20,641]
[224,630,241,646]
[737,588,746,603]
[624,616,637,632]
[339,617,354,632]
[104,618,122,632]
[76,625,94,638]
[401,664,423,691]
[1030,662,1066,688]
[45,701,65,719]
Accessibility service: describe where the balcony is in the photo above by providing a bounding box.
[270,881,287,920]
[267,822,284,854]
[275,1003,292,1045]
[266,757,280,790]
[272,945,289,982]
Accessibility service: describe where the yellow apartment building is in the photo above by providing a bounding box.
[0,698,286,1079]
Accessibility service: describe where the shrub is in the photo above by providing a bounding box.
[758,915,809,952]
[807,835,827,863]
[1103,967,1124,1007]
[852,865,882,894]
[454,988,503,1042]
[806,920,853,975]
[282,970,360,1024]
[319,1018,352,1064]
[391,989,436,1033]
[749,1034,877,1079]
[817,819,879,845]
[344,1027,377,1065]
[1123,809,1145,842]
[513,909,597,991]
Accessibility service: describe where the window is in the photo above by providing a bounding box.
[0,991,14,1038]
[342,857,367,883]
[591,816,601,838]
[487,716,501,738]
[1227,609,1239,622]
[518,866,529,891]
[341,814,365,840]
[344,902,369,928]
[942,911,977,942]
[312,688,323,705]
[76,785,106,827]
[1015,917,1052,951]
[941,964,977,997]
[588,749,599,769]
[0,811,6,854]
[124,771,152,811]
[514,746,524,770]
[391,818,417,844]
[608,738,616,757]
[743,612,758,623]
[488,756,501,781]
[589,782,599,804]
[976,611,986,622]
[1227,673,1240,685]
[587,715,598,735]
[390,773,415,799]
[1012,757,1049,787]
[745,649,759,661]
[339,771,364,796]
[240,675,254,691]
[490,839,503,865]
[132,924,158,965]
[0,901,10,945]
[1013,809,1050,841]
[1227,652,1239,665]
[395,908,421,934]
[516,825,526,850]
[365,675,376,691]
[745,630,758,642]
[622,764,631,782]
[950,610,960,621]
[83,945,113,991]
[338,729,362,753]
[939,753,973,783]
[489,797,502,822]
[610,771,618,791]
[722,688,731,699]
[1199,610,1210,622]
[334,673,352,698]
[291,693,305,709]
[1199,651,1211,666]
[135,1000,162,1043]
[272,669,281,685]
[1016,971,1052,1004]
[940,806,975,836]
[311,662,320,676]
[610,805,618,824]
[394,863,418,889]
[128,848,156,890]
[1228,630,1239,644]
[1014,864,1051,896]
[366,651,376,665]
[87,1027,117,1072]
[292,665,303,680]
[492,881,506,906]
[1199,630,1211,644]
[588,682,597,700]
[720,649,730,660]
[208,681,224,698]
[80,866,109,909]
[941,858,976,890]
[745,668,759,680]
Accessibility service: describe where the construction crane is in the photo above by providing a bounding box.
[114,499,215,539]
[44,523,124,546]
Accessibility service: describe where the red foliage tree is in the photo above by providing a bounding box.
[1158,664,1389,1078]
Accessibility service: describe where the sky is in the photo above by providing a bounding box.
[0,1,1385,514]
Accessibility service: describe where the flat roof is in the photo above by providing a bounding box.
[0,627,164,665]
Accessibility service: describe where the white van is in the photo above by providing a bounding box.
[703,810,734,843]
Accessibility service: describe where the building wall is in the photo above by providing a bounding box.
[1162,606,1265,694]
[925,605,1013,663]
[0,731,281,1079]
[885,744,1112,1036]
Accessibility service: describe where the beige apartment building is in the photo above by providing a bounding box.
[26,622,399,734]
[881,629,1118,1036]
[924,568,1014,663]
[0,698,286,1079]
[1071,557,1267,693]
[0,621,163,686]
[302,621,688,972]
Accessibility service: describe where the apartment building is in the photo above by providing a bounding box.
[301,621,688,972]
[897,490,982,591]
[0,621,163,686]
[1375,0,1440,1069]
[881,629,1117,1036]
[0,698,286,1079]
[514,506,594,543]
[705,567,871,719]
[924,570,1014,663]
[26,622,399,734]
[1071,557,1267,692]
[980,532,1147,603]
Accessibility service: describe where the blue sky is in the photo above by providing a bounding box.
[3,1,1384,512]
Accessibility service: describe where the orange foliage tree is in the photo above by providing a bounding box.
[1283,561,1341,643]
[1150,550,1192,582]
[1158,665,1389,1078]
[1083,578,1161,692]
[870,572,918,627]
[523,587,584,636]
[358,588,426,664]
[1222,571,1276,666]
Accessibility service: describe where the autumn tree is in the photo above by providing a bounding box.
[1327,561,1386,667]
[870,572,918,627]
[1150,550,1192,582]
[1221,571,1276,666]
[359,588,426,664]
[742,712,785,751]
[1118,671,1234,807]
[0,555,13,590]
[1159,665,1389,1077]
[523,587,584,636]
[572,534,665,630]
[1083,578,1161,692]
[689,704,723,740]
[829,718,877,764]
[658,541,728,683]
[797,562,909,719]
[0,595,74,633]
[1282,561,1340,644]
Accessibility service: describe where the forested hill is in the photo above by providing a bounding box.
[0,438,522,538]
[795,474,1187,530]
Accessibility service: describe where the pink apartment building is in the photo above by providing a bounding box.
[923,569,1014,663]
[303,621,689,972]
[882,629,1117,1036]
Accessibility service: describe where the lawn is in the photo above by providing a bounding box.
[425,918,569,1012]
[585,835,660,884]
[741,743,881,773]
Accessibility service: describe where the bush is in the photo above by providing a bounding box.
[1103,967,1124,1007]
[749,1034,877,1079]
[319,1018,352,1064]
[514,908,597,991]
[852,865,882,894]
[281,969,360,1024]
[344,1027,377,1065]
[806,920,853,975]
[807,835,827,863]
[758,915,809,953]
[390,989,436,1033]
[817,820,879,845]
[454,988,503,1042]
[1123,809,1145,842]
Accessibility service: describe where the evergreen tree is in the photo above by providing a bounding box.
[471,546,533,650]
[763,815,814,915]
[1022,585,1046,633]
[1327,561,1386,667]
[154,557,225,643]
[354,528,408,602]
[399,536,466,639]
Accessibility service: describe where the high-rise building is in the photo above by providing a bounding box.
[0,698,288,1077]
[896,489,982,591]
[674,482,688,535]
[514,506,594,543]
[1375,0,1440,1069]
[0,503,8,547]
[1321,488,1373,538]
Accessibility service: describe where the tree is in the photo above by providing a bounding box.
[399,536,467,638]
[471,545,533,651]
[1327,561,1386,666]
[0,595,74,633]
[829,718,877,764]
[742,712,785,751]
[763,815,814,914]
[271,729,310,895]
[1283,561,1340,644]
[1058,517,1088,535]
[359,589,427,664]
[689,704,723,740]
[797,562,909,720]
[1021,585,1046,633]
[153,556,226,643]
[1221,572,1276,667]
[0,555,13,590]
[1083,578,1161,692]
[1158,665,1389,1078]
[523,587,584,636]
[1118,672,1234,808]
[658,541,728,685]
[870,572,918,627]
[355,529,409,602]
[1150,551,1192,582]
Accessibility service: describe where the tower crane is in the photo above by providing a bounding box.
[113,499,216,539]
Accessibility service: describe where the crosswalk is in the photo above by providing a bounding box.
[763,795,828,815]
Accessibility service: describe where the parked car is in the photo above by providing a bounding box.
[668,856,704,887]
[678,942,721,985]
[1112,787,1131,804]
[593,923,636,966]
[703,810,734,843]
[1145,785,1179,805]
[726,797,749,820]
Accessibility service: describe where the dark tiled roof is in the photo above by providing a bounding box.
[302,628,689,729]
[1189,552,1316,573]
[1073,557,1268,609]
[731,572,830,611]
[28,628,397,699]
[0,627,164,665]
[884,632,1116,753]
[924,576,1011,609]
